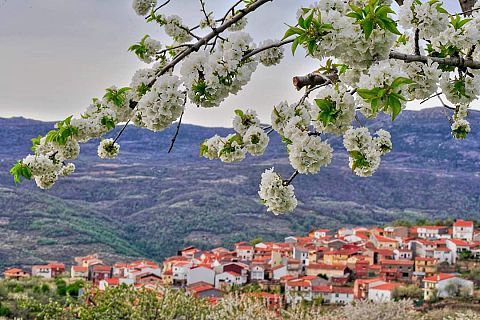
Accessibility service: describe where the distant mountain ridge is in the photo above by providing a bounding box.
[0,108,479,268]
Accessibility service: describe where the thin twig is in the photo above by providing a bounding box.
[149,0,171,18]
[420,92,443,104]
[113,119,131,144]
[168,111,185,153]
[168,92,188,153]
[283,170,299,186]
[242,38,294,61]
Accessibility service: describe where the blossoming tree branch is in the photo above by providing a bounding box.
[10,0,480,215]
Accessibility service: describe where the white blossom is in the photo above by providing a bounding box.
[164,15,193,43]
[258,40,284,66]
[243,126,269,156]
[200,135,225,160]
[219,134,246,163]
[440,73,480,106]
[374,129,392,156]
[271,101,311,138]
[34,172,58,190]
[398,0,449,40]
[97,138,120,159]
[310,85,355,135]
[135,74,185,132]
[343,127,383,177]
[451,119,471,139]
[258,168,297,214]
[233,109,260,135]
[22,154,59,177]
[132,0,157,16]
[59,163,76,177]
[288,135,333,174]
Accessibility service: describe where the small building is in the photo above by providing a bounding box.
[453,220,474,241]
[187,282,224,298]
[3,268,30,280]
[71,266,88,279]
[368,282,402,302]
[415,257,437,278]
[423,273,474,300]
[187,265,215,286]
[32,263,65,279]
[91,265,112,282]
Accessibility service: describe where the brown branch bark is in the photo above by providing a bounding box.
[293,52,480,90]
[459,0,476,14]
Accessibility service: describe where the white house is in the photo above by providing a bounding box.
[394,248,413,260]
[446,239,471,263]
[453,220,474,241]
[172,262,190,284]
[415,226,449,239]
[368,283,402,302]
[313,286,354,304]
[293,246,309,267]
[250,265,266,281]
[234,242,254,261]
[312,229,332,239]
[433,247,453,264]
[424,274,474,300]
[272,265,288,280]
[187,266,215,286]
[215,271,246,289]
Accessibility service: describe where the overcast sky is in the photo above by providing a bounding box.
[0,0,470,127]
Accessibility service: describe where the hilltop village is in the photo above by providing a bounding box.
[3,219,480,306]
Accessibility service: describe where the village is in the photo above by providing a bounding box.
[2,219,480,307]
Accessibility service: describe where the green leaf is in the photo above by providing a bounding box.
[388,95,402,120]
[361,19,374,39]
[357,88,379,100]
[9,161,32,185]
[391,77,414,89]
[234,109,244,118]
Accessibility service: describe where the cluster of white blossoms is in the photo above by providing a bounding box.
[451,105,471,140]
[134,74,185,132]
[440,73,480,106]
[398,0,449,40]
[357,60,411,119]
[257,40,285,66]
[271,101,311,140]
[310,85,355,135]
[140,37,162,64]
[299,1,395,68]
[201,109,269,162]
[163,15,193,44]
[258,168,297,215]
[97,138,120,159]
[132,0,157,16]
[180,32,258,108]
[288,135,333,174]
[343,127,392,177]
[71,100,117,143]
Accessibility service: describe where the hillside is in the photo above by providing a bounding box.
[0,108,479,268]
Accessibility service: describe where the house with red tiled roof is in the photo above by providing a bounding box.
[3,268,29,280]
[215,271,246,289]
[370,234,399,249]
[379,259,414,281]
[312,285,354,304]
[187,265,215,286]
[323,248,361,266]
[32,263,65,279]
[353,277,386,299]
[235,242,254,261]
[187,282,224,299]
[368,282,403,302]
[432,247,453,264]
[413,226,450,239]
[446,239,472,263]
[453,219,474,241]
[91,265,112,282]
[423,273,474,301]
[71,266,88,279]
[309,229,334,239]
[305,263,351,280]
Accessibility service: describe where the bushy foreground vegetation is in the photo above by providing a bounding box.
[0,282,477,320]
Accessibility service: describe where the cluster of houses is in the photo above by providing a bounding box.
[2,219,479,306]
